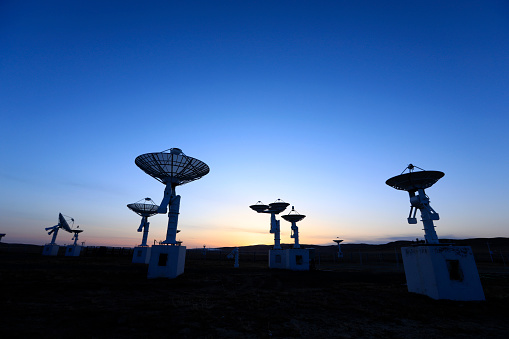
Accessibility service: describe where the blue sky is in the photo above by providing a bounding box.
[1,1,508,248]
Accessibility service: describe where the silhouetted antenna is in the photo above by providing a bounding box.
[386,165,444,244]
[250,199,290,250]
[281,206,306,249]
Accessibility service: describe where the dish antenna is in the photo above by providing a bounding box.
[386,164,444,244]
[333,238,344,258]
[135,148,210,245]
[387,164,485,300]
[127,198,159,247]
[45,213,74,244]
[249,199,290,250]
[281,206,306,249]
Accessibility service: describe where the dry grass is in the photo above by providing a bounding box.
[1,250,509,338]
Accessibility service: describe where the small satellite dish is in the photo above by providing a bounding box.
[249,201,270,213]
[250,199,290,250]
[282,206,306,249]
[127,198,159,217]
[281,206,306,223]
[249,199,290,214]
[127,198,159,249]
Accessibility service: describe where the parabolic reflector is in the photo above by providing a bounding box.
[127,202,159,216]
[59,213,73,233]
[282,214,306,223]
[135,148,210,185]
[385,170,444,192]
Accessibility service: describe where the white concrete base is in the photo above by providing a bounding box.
[147,245,186,279]
[65,245,81,257]
[402,246,485,300]
[132,246,151,264]
[269,249,287,269]
[42,244,59,256]
[286,248,311,271]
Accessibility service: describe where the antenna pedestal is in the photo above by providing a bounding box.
[132,246,151,264]
[65,244,82,257]
[162,195,181,244]
[290,223,300,249]
[286,248,313,271]
[147,245,186,279]
[270,214,282,250]
[401,245,485,300]
[269,249,287,269]
[409,189,439,244]
[42,244,59,256]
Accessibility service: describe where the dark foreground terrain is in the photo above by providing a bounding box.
[1,247,509,338]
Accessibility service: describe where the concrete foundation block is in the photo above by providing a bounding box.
[132,246,151,264]
[402,245,485,300]
[147,245,186,279]
[42,244,59,256]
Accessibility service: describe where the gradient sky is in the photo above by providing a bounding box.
[1,1,508,248]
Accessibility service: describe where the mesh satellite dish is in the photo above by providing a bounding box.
[135,148,209,245]
[250,199,290,250]
[386,164,444,244]
[45,213,74,245]
[282,206,306,249]
[127,197,159,247]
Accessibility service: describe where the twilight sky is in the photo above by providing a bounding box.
[1,1,508,248]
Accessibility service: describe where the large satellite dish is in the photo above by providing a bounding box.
[135,148,209,245]
[386,164,443,244]
[135,148,210,186]
[386,164,444,192]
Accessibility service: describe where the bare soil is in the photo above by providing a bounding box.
[1,248,509,338]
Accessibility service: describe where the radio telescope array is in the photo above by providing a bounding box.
[250,200,313,271]
[135,148,209,279]
[386,164,484,300]
[127,198,159,264]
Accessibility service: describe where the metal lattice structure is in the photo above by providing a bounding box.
[135,148,210,186]
[127,198,159,217]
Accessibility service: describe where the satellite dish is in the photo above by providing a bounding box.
[249,199,290,215]
[250,199,290,250]
[281,206,306,249]
[249,201,270,213]
[135,148,209,245]
[386,164,443,244]
[135,148,210,186]
[127,197,159,217]
[59,213,75,233]
[44,213,75,245]
[281,206,306,223]
[386,164,444,192]
[127,197,160,248]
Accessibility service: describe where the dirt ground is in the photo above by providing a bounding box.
[2,250,509,338]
